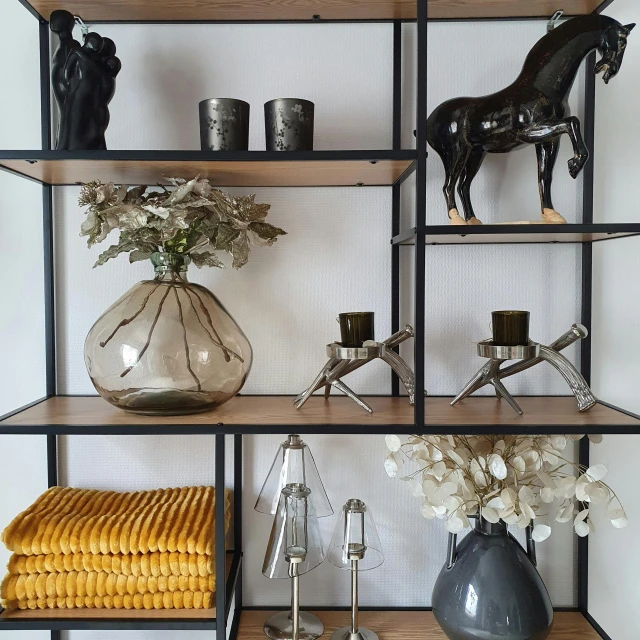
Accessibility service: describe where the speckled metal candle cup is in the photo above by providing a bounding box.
[264,98,314,151]
[492,310,530,346]
[339,312,375,348]
[199,99,250,151]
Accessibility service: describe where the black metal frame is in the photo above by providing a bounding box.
[1,0,634,638]
[578,50,597,623]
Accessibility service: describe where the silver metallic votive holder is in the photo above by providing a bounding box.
[199,98,250,151]
[265,98,314,151]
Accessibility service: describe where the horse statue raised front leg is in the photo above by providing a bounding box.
[425,15,634,226]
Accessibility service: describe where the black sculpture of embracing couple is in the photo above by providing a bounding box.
[50,10,121,150]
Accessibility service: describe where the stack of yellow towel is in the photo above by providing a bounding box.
[1,485,229,611]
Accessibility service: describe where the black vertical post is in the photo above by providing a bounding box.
[392,21,402,151]
[40,14,54,396]
[581,52,595,385]
[41,23,59,640]
[391,20,402,396]
[233,433,243,614]
[216,434,226,639]
[413,0,427,428]
[43,185,55,399]
[578,51,596,617]
[47,432,58,488]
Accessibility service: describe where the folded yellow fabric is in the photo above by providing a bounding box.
[2,571,215,600]
[2,590,213,611]
[8,551,214,577]
[1,486,229,556]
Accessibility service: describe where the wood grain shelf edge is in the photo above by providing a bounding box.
[0,607,216,620]
[26,0,601,22]
[2,395,639,428]
[237,610,602,639]
[0,158,413,187]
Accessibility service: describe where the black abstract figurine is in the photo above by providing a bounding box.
[426,15,634,225]
[50,10,121,150]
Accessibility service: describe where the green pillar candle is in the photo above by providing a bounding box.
[492,310,530,346]
[339,312,375,348]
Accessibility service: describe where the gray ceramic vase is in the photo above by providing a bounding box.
[432,518,553,640]
[264,98,314,151]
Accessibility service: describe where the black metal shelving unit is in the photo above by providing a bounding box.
[0,0,637,638]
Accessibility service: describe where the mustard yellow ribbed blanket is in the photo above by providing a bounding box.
[2,571,215,600]
[1,486,230,611]
[2,591,213,611]
[7,551,213,577]
[1,486,229,556]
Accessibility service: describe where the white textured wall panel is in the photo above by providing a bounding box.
[588,436,640,640]
[55,186,392,396]
[77,23,393,151]
[590,0,640,637]
[0,5,49,640]
[425,243,582,395]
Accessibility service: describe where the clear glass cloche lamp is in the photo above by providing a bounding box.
[262,483,326,640]
[255,435,333,517]
[327,499,384,640]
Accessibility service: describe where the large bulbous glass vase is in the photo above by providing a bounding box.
[84,252,252,415]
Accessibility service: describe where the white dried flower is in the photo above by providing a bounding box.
[384,433,627,541]
[385,434,402,453]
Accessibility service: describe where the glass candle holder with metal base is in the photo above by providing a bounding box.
[255,435,333,517]
[327,500,384,640]
[262,484,325,640]
[451,323,597,414]
[295,325,420,414]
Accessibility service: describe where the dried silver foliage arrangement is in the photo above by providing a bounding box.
[79,176,286,268]
[385,434,627,541]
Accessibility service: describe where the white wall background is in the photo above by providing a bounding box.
[591,0,640,638]
[7,6,636,639]
[0,4,48,640]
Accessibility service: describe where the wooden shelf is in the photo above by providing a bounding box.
[0,396,415,434]
[0,606,221,631]
[22,0,603,22]
[237,610,602,639]
[429,396,640,432]
[0,552,240,630]
[428,0,603,20]
[393,224,640,245]
[0,151,415,187]
[2,395,639,435]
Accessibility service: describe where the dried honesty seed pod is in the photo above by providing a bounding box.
[384,434,628,540]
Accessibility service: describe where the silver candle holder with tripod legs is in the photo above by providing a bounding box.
[452,323,596,415]
[295,325,418,414]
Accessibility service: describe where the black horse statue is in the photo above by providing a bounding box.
[50,10,121,150]
[426,15,634,225]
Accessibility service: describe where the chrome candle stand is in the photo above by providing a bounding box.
[327,499,384,640]
[262,483,325,640]
[451,323,597,415]
[295,325,418,414]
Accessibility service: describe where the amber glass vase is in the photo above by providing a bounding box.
[84,252,252,415]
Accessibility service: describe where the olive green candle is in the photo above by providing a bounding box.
[492,310,530,346]
[339,312,375,347]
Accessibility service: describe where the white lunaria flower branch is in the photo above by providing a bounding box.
[384,434,627,540]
